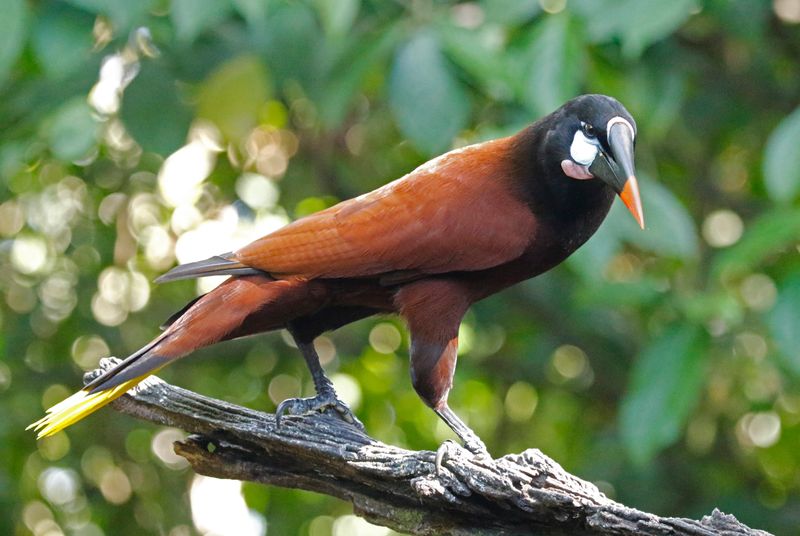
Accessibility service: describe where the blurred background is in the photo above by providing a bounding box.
[2,0,800,534]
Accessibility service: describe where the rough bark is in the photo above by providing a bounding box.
[90,360,772,536]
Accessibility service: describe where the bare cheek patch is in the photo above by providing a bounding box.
[561,159,594,180]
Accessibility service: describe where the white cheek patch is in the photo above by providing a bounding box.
[569,130,599,166]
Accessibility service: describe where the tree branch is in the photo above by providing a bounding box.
[90,360,771,536]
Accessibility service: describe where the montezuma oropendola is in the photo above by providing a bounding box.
[31,94,643,456]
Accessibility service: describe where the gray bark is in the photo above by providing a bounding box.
[90,360,772,536]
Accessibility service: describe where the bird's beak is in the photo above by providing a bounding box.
[588,122,644,229]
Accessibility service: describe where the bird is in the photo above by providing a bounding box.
[30,94,643,456]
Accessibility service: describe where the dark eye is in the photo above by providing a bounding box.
[581,122,597,138]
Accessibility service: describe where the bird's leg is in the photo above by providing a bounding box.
[275,336,363,429]
[434,404,488,455]
[395,279,491,464]
[433,403,490,474]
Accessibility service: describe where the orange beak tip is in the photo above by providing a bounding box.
[619,176,644,230]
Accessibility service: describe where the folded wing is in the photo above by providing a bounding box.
[234,138,537,280]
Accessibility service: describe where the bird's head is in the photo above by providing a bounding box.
[548,94,644,229]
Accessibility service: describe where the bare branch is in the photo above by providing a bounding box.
[92,361,771,536]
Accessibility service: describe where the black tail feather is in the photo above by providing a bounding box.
[83,335,165,392]
[86,351,169,393]
[159,295,204,330]
[155,254,263,283]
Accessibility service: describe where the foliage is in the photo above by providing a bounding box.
[2,1,800,534]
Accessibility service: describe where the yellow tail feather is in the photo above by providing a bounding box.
[28,373,155,439]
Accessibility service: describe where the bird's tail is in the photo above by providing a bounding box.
[29,274,317,438]
[29,335,171,439]
[27,366,162,439]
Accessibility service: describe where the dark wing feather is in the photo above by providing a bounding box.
[156,255,264,283]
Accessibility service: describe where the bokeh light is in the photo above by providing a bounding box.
[332,514,391,536]
[151,429,189,469]
[330,373,362,411]
[11,235,49,275]
[737,412,782,449]
[38,468,80,507]
[774,0,800,23]
[739,274,777,312]
[504,381,538,423]
[702,209,744,248]
[236,173,280,209]
[158,122,222,208]
[368,323,403,354]
[268,374,301,406]
[190,476,266,536]
[99,467,132,504]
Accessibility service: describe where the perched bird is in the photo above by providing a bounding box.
[31,94,643,455]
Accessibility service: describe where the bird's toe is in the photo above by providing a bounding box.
[434,439,461,475]
[332,401,365,429]
[274,394,362,429]
[275,397,312,427]
[434,438,492,475]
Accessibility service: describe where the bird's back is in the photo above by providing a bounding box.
[233,136,539,281]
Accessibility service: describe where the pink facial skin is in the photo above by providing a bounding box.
[561,159,594,180]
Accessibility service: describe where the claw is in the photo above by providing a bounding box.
[435,439,459,475]
[434,437,491,476]
[274,393,364,429]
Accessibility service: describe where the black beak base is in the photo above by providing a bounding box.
[588,122,644,228]
[589,122,634,194]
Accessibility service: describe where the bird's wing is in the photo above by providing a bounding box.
[234,138,538,279]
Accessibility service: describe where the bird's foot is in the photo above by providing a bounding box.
[275,392,364,429]
[432,404,491,474]
[434,437,491,475]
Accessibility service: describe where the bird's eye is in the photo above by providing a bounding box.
[581,122,597,138]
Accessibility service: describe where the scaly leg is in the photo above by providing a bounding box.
[275,336,363,429]
[435,404,488,454]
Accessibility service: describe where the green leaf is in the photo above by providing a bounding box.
[575,278,664,309]
[569,176,699,277]
[171,0,232,43]
[121,62,193,155]
[31,4,95,80]
[440,25,516,102]
[704,0,769,42]
[573,0,696,58]
[763,106,800,203]
[44,98,99,161]
[197,55,271,142]
[711,208,800,281]
[524,13,583,117]
[316,27,400,128]
[260,3,320,83]
[0,0,28,86]
[231,0,269,31]
[65,0,154,32]
[567,224,621,282]
[480,0,540,24]
[768,274,800,376]
[619,325,706,465]
[314,0,360,37]
[389,31,470,154]
[619,65,687,142]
